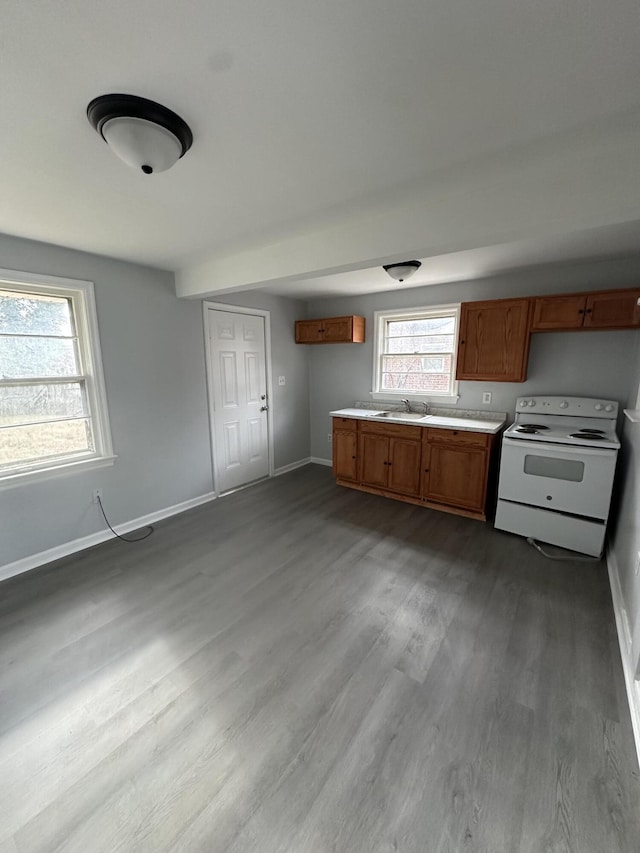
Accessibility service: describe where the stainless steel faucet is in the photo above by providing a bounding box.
[401,399,411,412]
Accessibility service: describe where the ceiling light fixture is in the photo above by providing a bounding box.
[87,94,193,175]
[382,260,422,282]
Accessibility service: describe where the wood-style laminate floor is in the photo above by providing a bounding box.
[1,465,639,853]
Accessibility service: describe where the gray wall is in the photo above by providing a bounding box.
[307,255,640,460]
[0,233,213,567]
[206,291,310,470]
[610,336,640,665]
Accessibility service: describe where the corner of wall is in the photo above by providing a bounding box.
[606,548,640,769]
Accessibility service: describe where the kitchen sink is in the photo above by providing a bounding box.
[373,411,429,421]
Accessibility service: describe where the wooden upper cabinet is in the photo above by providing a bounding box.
[531,294,587,331]
[295,320,324,343]
[583,289,640,329]
[531,289,640,331]
[295,315,365,344]
[456,298,531,382]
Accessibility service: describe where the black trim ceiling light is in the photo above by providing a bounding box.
[87,94,193,175]
[382,260,422,282]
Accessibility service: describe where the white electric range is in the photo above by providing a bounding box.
[494,396,620,557]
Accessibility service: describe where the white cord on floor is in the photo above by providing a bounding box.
[526,537,600,562]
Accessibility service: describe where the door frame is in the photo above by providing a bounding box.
[203,301,275,496]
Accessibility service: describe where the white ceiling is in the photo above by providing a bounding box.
[2,0,640,290]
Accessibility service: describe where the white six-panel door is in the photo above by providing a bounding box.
[207,308,270,493]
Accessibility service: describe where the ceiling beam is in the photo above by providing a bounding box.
[176,114,640,299]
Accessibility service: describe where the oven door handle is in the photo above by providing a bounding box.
[502,437,618,457]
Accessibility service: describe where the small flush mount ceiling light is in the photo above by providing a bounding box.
[87,94,193,175]
[382,260,422,282]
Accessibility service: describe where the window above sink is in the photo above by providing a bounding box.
[371,304,461,405]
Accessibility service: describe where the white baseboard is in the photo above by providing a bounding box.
[607,548,640,769]
[0,491,217,584]
[273,458,311,476]
[310,457,332,467]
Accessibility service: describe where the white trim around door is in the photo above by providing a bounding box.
[203,301,275,496]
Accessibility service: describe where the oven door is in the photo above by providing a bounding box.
[498,437,617,519]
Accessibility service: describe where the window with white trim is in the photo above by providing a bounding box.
[0,270,115,484]
[372,304,460,400]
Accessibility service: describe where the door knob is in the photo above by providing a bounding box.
[261,394,266,400]
[260,406,268,412]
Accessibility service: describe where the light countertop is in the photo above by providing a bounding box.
[330,407,507,434]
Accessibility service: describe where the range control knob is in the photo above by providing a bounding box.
[559,401,569,409]
[519,400,528,407]
[605,404,614,412]
[594,403,604,411]
[528,400,536,407]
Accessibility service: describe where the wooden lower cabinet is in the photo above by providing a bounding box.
[388,437,422,496]
[359,432,421,496]
[359,433,389,489]
[422,441,488,513]
[332,428,358,482]
[332,418,497,520]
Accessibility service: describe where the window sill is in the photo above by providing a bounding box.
[0,454,117,490]
[370,391,460,406]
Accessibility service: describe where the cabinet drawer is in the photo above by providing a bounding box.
[332,417,358,431]
[360,421,422,439]
[426,428,490,447]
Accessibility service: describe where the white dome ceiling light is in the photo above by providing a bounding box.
[382,260,422,282]
[87,94,193,175]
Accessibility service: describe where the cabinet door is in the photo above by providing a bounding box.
[456,299,531,382]
[387,437,421,496]
[531,295,587,331]
[333,430,358,481]
[295,320,324,343]
[322,317,353,342]
[424,443,487,511]
[584,290,640,329]
[359,433,389,488]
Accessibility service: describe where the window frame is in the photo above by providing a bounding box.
[371,303,461,404]
[0,268,116,488]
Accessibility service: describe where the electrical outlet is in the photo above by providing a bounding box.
[328,433,332,443]
[482,392,492,405]
[92,488,103,504]
[278,376,286,386]
[635,551,640,576]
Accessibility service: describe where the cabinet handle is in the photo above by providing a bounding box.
[460,339,465,345]
[352,455,356,460]
[585,308,592,314]
[578,309,584,314]
[424,468,429,473]
[453,431,458,435]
